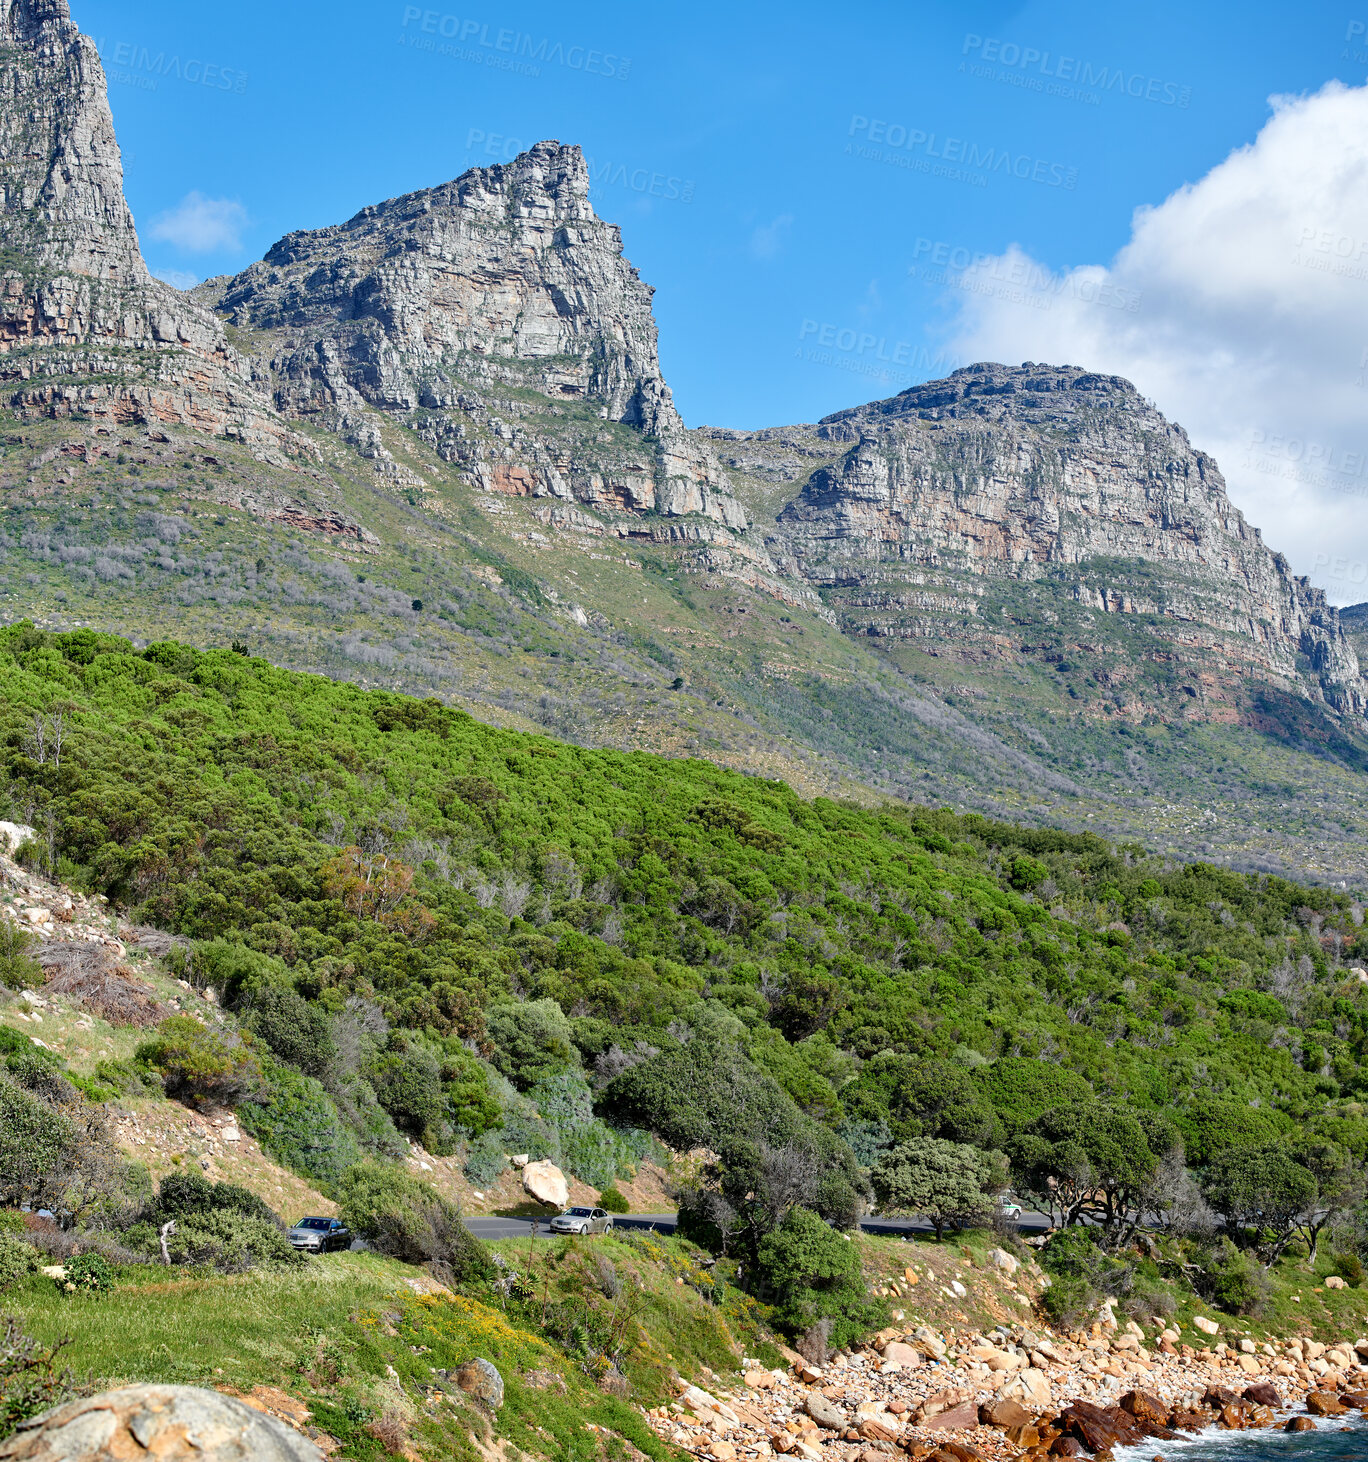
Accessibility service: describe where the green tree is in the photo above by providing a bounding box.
[871,1138,1005,1239]
[844,1054,998,1147]
[1010,1101,1170,1238]
[1289,1138,1363,1264]
[1174,1101,1287,1167]
[485,999,576,1090]
[973,1058,1093,1138]
[1202,1144,1318,1265]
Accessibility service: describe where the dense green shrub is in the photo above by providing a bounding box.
[241,981,337,1078]
[1040,1273,1098,1328]
[486,1000,577,1089]
[237,1056,361,1191]
[0,1077,77,1210]
[597,1186,630,1214]
[134,1017,261,1103]
[0,1233,36,1290]
[0,925,40,991]
[160,1210,302,1271]
[752,1206,885,1348]
[366,1034,444,1139]
[60,1252,114,1295]
[1199,1240,1270,1315]
[337,1162,494,1284]
[145,1171,279,1226]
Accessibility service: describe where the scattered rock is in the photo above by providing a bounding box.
[1306,1392,1346,1417]
[1286,1417,1318,1432]
[1193,1317,1220,1337]
[804,1395,845,1431]
[978,1398,1032,1428]
[455,1358,504,1410]
[922,1403,979,1432]
[881,1342,922,1370]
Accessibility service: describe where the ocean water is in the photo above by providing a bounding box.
[1114,1415,1368,1462]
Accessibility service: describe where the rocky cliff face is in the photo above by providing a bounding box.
[199,142,746,530]
[0,0,296,455]
[705,363,1368,719]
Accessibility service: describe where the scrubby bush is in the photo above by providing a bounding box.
[0,925,40,991]
[0,1232,36,1290]
[236,1056,361,1190]
[145,1171,278,1226]
[752,1206,885,1348]
[134,1016,261,1102]
[440,1047,500,1137]
[338,1162,493,1285]
[241,981,337,1077]
[0,1315,74,1433]
[0,1077,78,1210]
[60,1252,114,1295]
[1041,1274,1098,1329]
[366,1035,444,1140]
[1196,1239,1270,1315]
[597,1186,629,1214]
[462,1132,507,1187]
[161,1210,302,1271]
[328,1072,406,1161]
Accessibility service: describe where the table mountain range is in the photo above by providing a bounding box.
[3,0,1368,879]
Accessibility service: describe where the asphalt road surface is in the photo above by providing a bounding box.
[464,1210,1053,1242]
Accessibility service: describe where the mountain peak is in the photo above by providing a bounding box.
[0,0,146,285]
[210,140,746,529]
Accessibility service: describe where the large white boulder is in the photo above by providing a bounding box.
[522,1160,568,1208]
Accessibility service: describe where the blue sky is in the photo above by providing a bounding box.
[74,0,1368,444]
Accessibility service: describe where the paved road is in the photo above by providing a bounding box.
[465,1210,1053,1242]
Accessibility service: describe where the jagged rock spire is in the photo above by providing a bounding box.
[0,0,148,283]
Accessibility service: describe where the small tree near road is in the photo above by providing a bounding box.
[871,1138,1004,1239]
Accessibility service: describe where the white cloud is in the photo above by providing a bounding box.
[151,266,199,290]
[148,191,248,254]
[939,81,1368,604]
[750,212,794,261]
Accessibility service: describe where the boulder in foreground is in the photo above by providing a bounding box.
[0,1384,321,1460]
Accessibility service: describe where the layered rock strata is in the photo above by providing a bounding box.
[705,363,1368,717]
[0,0,300,455]
[198,141,747,530]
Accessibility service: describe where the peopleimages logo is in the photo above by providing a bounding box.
[91,37,248,93]
[398,7,630,79]
[1243,428,1368,496]
[960,35,1191,107]
[909,240,1142,312]
[466,130,694,202]
[846,116,1078,189]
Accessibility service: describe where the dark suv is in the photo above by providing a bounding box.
[288,1216,351,1253]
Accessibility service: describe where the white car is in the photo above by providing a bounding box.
[999,1194,1024,1219]
[549,1206,613,1235]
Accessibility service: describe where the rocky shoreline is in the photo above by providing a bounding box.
[647,1323,1368,1462]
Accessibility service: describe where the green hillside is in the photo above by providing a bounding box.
[4,622,1368,1147]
